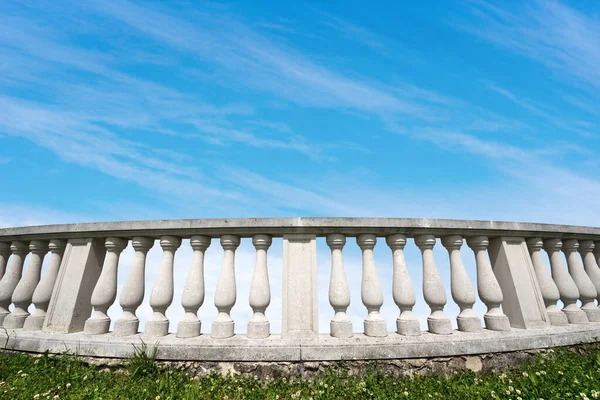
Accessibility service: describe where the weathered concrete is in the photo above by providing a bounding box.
[488,237,549,329]
[282,234,318,338]
[2,217,600,241]
[1,324,600,362]
[43,238,106,333]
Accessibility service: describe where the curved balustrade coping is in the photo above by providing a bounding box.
[1,217,600,241]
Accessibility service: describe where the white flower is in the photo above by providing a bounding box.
[66,383,71,389]
[404,391,409,396]
[523,372,529,377]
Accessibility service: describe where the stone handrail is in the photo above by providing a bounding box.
[0,217,599,361]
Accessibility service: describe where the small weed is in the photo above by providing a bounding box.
[126,339,159,378]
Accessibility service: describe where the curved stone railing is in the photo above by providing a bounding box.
[0,217,599,361]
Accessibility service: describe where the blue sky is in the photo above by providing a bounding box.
[1,1,600,333]
[1,0,599,226]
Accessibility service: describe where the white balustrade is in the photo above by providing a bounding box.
[0,241,28,326]
[84,237,128,334]
[4,241,48,329]
[442,235,481,332]
[327,234,352,338]
[580,240,600,307]
[248,234,272,339]
[0,242,9,281]
[563,239,600,322]
[543,238,588,324]
[415,235,452,334]
[466,236,510,331]
[114,237,154,336]
[386,234,420,336]
[23,240,67,331]
[145,236,181,337]
[177,235,211,338]
[212,234,240,339]
[595,241,600,278]
[526,238,568,326]
[357,234,387,337]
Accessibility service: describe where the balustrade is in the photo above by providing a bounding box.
[0,218,600,362]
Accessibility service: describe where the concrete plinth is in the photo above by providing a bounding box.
[483,313,511,331]
[582,307,600,322]
[364,319,387,337]
[547,309,569,326]
[83,316,110,335]
[564,309,588,324]
[248,321,270,339]
[3,311,28,329]
[22,314,45,331]
[457,315,482,332]
[396,318,421,336]
[212,320,235,339]
[177,321,201,338]
[331,320,353,338]
[427,314,452,335]
[113,318,139,336]
[145,319,170,337]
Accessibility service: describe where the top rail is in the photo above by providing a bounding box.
[0,217,599,241]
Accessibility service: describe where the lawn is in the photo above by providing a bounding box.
[1,344,600,399]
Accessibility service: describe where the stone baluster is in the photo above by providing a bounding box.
[386,234,420,336]
[0,242,28,326]
[23,240,67,331]
[442,235,481,332]
[595,241,600,281]
[466,236,510,331]
[248,234,272,339]
[415,235,452,334]
[114,237,154,336]
[145,236,181,337]
[563,239,600,322]
[327,234,352,338]
[0,243,9,281]
[526,238,568,326]
[84,237,128,334]
[357,234,387,337]
[580,240,600,308]
[4,241,48,329]
[177,235,211,338]
[212,235,240,339]
[543,238,588,324]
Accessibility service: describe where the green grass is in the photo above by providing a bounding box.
[1,344,600,399]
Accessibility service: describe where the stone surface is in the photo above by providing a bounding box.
[1,324,600,364]
[282,234,318,338]
[43,238,106,333]
[488,237,549,329]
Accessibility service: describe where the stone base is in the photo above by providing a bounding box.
[457,315,482,332]
[564,309,589,324]
[396,318,421,336]
[330,320,353,338]
[0,310,8,327]
[582,307,600,322]
[145,320,170,337]
[547,310,569,326]
[83,317,111,335]
[364,319,387,337]
[113,319,139,336]
[484,314,511,331]
[212,320,235,339]
[23,315,46,331]
[177,320,201,339]
[427,316,452,335]
[248,321,270,339]
[3,313,28,329]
